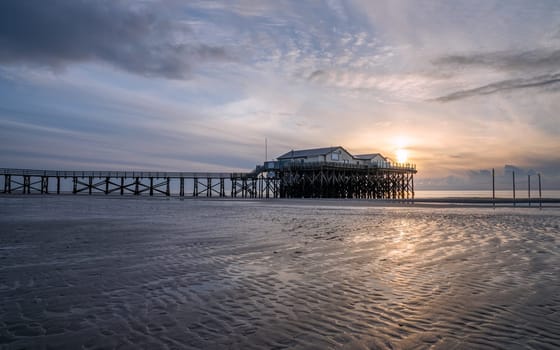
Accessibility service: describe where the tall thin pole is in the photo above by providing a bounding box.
[528,174,531,207]
[512,171,516,207]
[265,138,268,162]
[538,173,542,209]
[492,168,495,208]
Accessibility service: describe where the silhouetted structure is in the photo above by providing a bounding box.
[1,147,417,199]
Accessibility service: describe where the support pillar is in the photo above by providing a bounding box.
[538,173,542,209]
[411,174,415,200]
[4,175,11,194]
[528,175,531,207]
[400,173,405,200]
[41,176,49,194]
[513,172,516,207]
[23,175,30,194]
[492,168,495,208]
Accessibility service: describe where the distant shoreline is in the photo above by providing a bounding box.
[2,194,560,208]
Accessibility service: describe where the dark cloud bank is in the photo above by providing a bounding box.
[434,72,560,102]
[0,1,228,79]
[433,49,560,102]
[436,49,560,72]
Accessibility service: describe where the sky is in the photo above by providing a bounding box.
[0,0,559,189]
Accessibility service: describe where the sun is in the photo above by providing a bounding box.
[396,149,408,163]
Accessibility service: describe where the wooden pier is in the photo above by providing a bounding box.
[276,162,416,199]
[1,162,416,199]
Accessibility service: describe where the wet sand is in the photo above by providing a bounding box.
[1,196,559,349]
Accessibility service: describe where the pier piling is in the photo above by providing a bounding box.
[528,174,531,207]
[1,163,416,199]
[513,172,516,207]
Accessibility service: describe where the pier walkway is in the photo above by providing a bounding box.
[1,162,416,199]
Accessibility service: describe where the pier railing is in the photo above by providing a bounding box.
[1,164,416,200]
[0,168,251,179]
[0,167,276,198]
[269,161,417,172]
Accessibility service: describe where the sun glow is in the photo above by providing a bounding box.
[396,149,408,163]
[393,135,411,164]
[394,136,409,149]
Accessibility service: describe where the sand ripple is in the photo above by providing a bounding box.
[0,197,559,349]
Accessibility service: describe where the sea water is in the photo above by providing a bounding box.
[415,189,560,199]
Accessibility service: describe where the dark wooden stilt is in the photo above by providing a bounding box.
[528,174,531,207]
[492,168,495,208]
[41,176,49,194]
[23,175,30,194]
[538,173,542,209]
[512,171,516,207]
[4,175,11,193]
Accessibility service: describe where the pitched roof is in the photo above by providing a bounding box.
[354,153,387,161]
[277,146,342,159]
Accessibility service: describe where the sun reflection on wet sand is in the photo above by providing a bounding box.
[0,198,559,349]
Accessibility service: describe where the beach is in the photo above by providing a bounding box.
[1,196,559,349]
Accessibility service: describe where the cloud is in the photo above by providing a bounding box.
[1,0,559,183]
[308,70,326,81]
[434,48,560,72]
[0,0,229,79]
[416,162,560,190]
[431,48,560,101]
[433,72,560,102]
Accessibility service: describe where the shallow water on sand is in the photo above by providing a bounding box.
[1,197,559,349]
